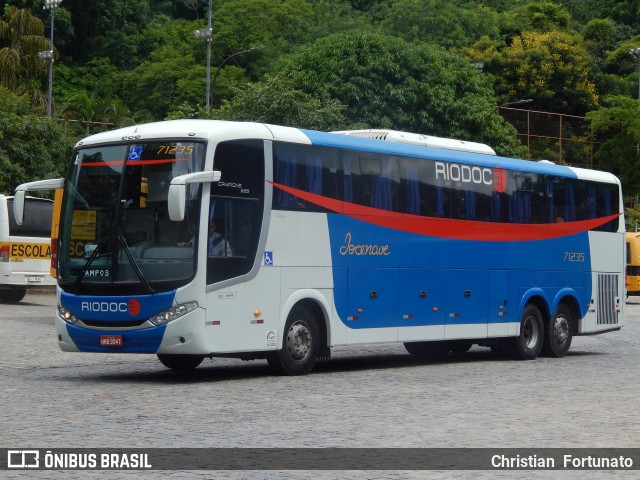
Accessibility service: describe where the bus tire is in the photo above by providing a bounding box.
[157,354,204,370]
[507,304,544,360]
[541,303,573,358]
[267,305,320,375]
[404,341,450,358]
[0,287,27,303]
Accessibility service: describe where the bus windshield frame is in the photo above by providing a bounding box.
[57,140,205,295]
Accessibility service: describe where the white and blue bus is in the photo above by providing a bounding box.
[14,120,624,374]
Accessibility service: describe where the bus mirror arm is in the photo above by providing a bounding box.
[167,171,221,221]
[13,178,65,225]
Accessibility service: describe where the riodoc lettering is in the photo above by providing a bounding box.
[435,162,493,186]
[339,232,390,256]
[82,302,128,313]
[80,299,141,316]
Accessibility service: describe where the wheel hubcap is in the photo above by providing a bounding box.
[287,321,312,361]
[523,315,540,349]
[553,315,570,344]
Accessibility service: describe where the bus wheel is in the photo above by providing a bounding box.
[404,341,450,358]
[157,354,204,370]
[541,304,573,358]
[268,305,320,375]
[0,287,27,303]
[507,304,543,360]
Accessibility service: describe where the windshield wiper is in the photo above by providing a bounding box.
[118,234,155,294]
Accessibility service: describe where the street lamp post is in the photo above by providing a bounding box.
[211,46,265,105]
[630,48,640,100]
[39,0,62,117]
[194,0,213,114]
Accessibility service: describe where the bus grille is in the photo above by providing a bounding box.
[597,274,619,325]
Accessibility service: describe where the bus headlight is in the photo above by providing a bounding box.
[58,304,79,325]
[149,301,198,326]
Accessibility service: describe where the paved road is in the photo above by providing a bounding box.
[1,291,638,479]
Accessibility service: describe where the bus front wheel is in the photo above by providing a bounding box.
[267,305,320,375]
[157,354,204,370]
[507,304,544,360]
[541,303,573,357]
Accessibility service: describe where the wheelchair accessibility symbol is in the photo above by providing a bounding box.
[264,251,273,266]
[128,146,142,161]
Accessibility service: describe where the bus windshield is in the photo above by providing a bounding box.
[57,141,205,294]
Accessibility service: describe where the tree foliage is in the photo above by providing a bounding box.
[279,31,525,156]
[0,6,48,93]
[467,30,598,115]
[586,95,640,191]
[212,74,348,130]
[0,86,71,194]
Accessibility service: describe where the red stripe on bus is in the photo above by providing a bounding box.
[268,181,619,242]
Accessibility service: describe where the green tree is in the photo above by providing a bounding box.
[501,1,572,35]
[586,95,640,194]
[278,31,525,157]
[379,0,501,50]
[0,6,48,94]
[0,86,71,194]
[59,0,150,68]
[117,19,204,119]
[467,30,598,115]
[212,74,348,130]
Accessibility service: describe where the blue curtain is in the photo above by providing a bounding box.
[403,162,420,215]
[305,153,322,195]
[587,186,597,219]
[465,189,476,220]
[275,150,298,208]
[435,178,445,217]
[547,182,555,223]
[565,183,576,221]
[490,192,501,221]
[342,157,353,203]
[603,189,612,215]
[510,191,531,223]
[371,160,393,210]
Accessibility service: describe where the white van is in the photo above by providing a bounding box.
[0,195,55,303]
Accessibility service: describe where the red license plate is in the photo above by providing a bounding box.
[100,335,123,347]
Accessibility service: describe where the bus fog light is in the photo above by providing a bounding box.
[57,304,79,325]
[149,301,198,326]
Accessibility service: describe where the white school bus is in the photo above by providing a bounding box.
[0,195,55,302]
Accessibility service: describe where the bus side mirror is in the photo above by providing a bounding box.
[13,178,65,225]
[13,190,25,225]
[167,171,221,221]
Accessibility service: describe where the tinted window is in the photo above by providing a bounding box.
[8,198,53,237]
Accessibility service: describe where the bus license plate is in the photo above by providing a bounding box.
[100,335,123,347]
[27,276,43,283]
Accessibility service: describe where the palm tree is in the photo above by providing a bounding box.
[0,6,50,92]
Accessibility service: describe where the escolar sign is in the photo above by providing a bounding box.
[1,242,52,260]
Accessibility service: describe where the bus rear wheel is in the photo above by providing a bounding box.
[541,303,573,357]
[157,354,204,370]
[267,305,320,375]
[0,287,27,303]
[507,304,544,360]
